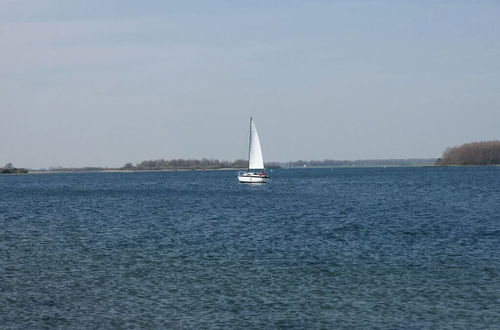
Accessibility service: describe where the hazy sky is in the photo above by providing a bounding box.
[1,0,499,168]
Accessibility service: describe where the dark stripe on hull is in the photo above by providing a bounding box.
[239,181,268,184]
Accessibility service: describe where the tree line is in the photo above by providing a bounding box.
[122,158,250,170]
[436,140,500,165]
[1,163,28,174]
[286,158,436,167]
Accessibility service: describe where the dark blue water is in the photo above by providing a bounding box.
[1,167,499,329]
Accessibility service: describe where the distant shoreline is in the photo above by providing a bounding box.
[8,164,500,175]
[26,168,246,174]
[26,165,430,174]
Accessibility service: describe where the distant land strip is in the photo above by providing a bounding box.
[24,158,437,173]
[122,158,439,171]
[5,140,500,173]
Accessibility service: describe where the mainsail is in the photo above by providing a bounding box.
[248,118,265,170]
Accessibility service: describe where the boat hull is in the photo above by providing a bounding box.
[237,172,269,183]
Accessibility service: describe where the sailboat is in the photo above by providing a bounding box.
[238,117,270,183]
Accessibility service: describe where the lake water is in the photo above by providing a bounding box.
[1,167,499,329]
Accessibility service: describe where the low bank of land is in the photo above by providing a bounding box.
[436,141,500,166]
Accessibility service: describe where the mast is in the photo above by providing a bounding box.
[248,117,252,170]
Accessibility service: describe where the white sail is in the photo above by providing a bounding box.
[248,118,265,170]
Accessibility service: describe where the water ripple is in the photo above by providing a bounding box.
[1,168,499,329]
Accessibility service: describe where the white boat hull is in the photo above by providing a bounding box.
[237,172,269,183]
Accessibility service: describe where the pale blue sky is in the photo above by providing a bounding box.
[1,0,499,168]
